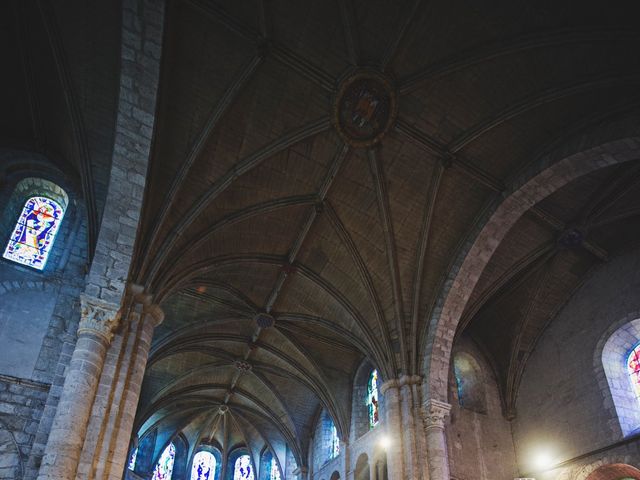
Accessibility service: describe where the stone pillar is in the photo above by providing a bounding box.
[102,303,163,480]
[380,380,404,480]
[37,295,120,480]
[422,399,451,480]
[398,376,422,480]
[293,466,308,480]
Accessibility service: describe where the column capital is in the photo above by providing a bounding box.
[398,374,422,387]
[380,378,399,395]
[78,294,121,343]
[422,399,452,429]
[143,303,165,327]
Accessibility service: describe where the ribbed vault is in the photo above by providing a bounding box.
[130,0,640,468]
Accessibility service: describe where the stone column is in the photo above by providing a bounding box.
[102,302,163,480]
[379,380,404,480]
[422,399,451,480]
[398,376,422,480]
[37,295,120,480]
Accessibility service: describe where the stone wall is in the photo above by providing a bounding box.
[0,153,88,479]
[446,339,517,480]
[514,247,640,479]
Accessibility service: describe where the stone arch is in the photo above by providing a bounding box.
[355,453,370,480]
[423,134,640,403]
[371,448,388,480]
[585,463,640,480]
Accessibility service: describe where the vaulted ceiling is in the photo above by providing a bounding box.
[4,0,640,472]
[116,0,640,468]
[1,0,121,258]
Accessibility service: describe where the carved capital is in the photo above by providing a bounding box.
[144,304,165,327]
[422,399,451,430]
[78,294,121,343]
[379,378,399,395]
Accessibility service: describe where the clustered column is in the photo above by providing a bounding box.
[37,295,121,480]
[422,399,452,480]
[102,301,163,480]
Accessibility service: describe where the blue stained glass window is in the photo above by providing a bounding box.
[233,454,254,480]
[367,369,379,429]
[128,446,138,471]
[3,196,64,270]
[191,451,216,480]
[269,456,281,480]
[330,423,340,459]
[152,443,176,480]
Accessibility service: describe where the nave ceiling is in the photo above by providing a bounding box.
[5,0,640,468]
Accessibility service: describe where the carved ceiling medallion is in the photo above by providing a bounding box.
[334,71,397,148]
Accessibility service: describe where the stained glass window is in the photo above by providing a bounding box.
[367,369,379,429]
[3,196,64,270]
[191,451,216,480]
[233,454,254,480]
[269,456,281,480]
[152,442,176,480]
[128,446,138,471]
[329,423,340,459]
[628,343,640,399]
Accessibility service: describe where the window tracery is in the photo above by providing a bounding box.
[330,423,340,459]
[367,369,379,429]
[191,450,216,480]
[128,446,138,471]
[152,442,176,480]
[3,196,64,270]
[269,456,280,480]
[233,454,254,480]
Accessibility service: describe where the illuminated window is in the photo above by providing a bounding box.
[269,456,280,480]
[3,196,64,270]
[367,369,379,429]
[191,451,216,480]
[233,454,254,480]
[453,352,487,413]
[152,443,176,480]
[128,446,138,471]
[330,423,340,459]
[628,343,640,399]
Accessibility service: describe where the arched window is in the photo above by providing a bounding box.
[452,352,487,413]
[3,196,65,270]
[191,450,217,480]
[152,442,176,480]
[367,369,379,429]
[128,446,138,471]
[329,423,340,459]
[269,455,280,480]
[627,342,640,399]
[233,454,254,480]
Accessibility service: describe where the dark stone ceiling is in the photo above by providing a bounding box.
[6,0,640,469]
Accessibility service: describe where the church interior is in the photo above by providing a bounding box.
[2,1,640,479]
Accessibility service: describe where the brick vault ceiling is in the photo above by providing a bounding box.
[131,0,640,462]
